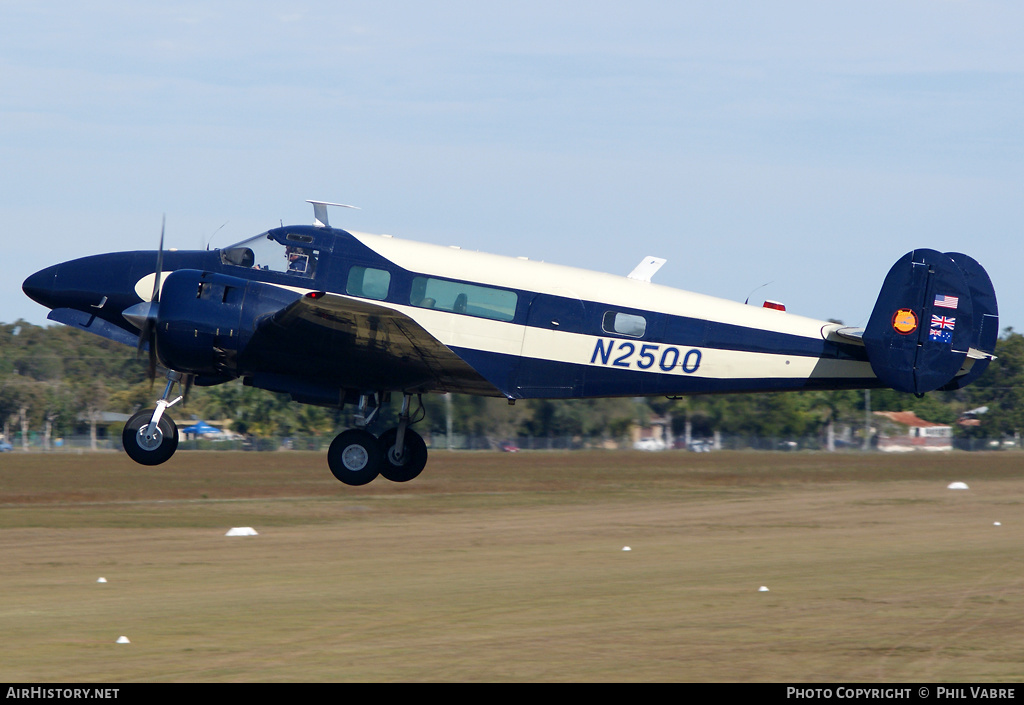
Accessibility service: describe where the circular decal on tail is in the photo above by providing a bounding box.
[891,308,918,335]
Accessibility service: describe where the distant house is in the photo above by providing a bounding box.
[873,411,953,452]
[74,411,132,438]
[630,414,670,451]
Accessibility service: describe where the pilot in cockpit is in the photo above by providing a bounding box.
[286,246,315,276]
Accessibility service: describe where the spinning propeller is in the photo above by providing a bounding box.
[136,215,165,379]
[122,216,192,399]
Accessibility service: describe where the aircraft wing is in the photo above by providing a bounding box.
[244,291,502,396]
[46,307,142,348]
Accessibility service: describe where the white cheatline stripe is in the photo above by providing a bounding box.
[221,281,875,384]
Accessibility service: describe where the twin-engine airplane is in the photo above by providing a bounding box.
[23,201,998,485]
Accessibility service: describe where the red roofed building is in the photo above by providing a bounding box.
[874,411,953,452]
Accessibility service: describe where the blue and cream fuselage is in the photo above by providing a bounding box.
[24,222,878,403]
[343,229,876,399]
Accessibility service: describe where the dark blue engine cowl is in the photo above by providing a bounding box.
[155,269,302,377]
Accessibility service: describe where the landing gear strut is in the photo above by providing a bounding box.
[122,371,185,466]
[326,393,429,486]
[378,394,428,483]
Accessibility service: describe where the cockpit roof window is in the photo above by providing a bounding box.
[221,232,319,278]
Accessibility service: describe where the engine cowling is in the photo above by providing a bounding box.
[154,269,301,377]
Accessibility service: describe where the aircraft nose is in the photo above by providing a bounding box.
[22,264,59,308]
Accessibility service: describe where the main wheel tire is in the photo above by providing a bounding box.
[378,427,428,483]
[122,409,179,466]
[328,429,381,486]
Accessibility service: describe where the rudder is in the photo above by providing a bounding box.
[862,249,993,394]
[938,252,999,390]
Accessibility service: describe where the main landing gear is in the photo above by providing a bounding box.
[327,393,428,486]
[120,377,428,486]
[122,371,184,465]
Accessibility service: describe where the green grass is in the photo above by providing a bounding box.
[1,450,1023,681]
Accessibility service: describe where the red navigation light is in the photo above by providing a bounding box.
[763,300,786,312]
[306,291,326,300]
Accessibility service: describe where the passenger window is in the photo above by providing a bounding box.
[410,276,517,322]
[346,266,391,301]
[603,311,646,337]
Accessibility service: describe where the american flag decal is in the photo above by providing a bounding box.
[933,294,958,309]
[931,315,956,331]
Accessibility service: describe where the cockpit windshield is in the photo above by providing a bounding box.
[220,232,318,278]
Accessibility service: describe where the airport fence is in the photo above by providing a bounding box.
[2,432,1018,454]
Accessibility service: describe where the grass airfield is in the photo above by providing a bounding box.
[1,450,1023,682]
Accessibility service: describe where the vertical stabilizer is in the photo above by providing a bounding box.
[862,249,996,394]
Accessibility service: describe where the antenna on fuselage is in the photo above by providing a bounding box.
[744,281,774,305]
[204,221,228,250]
[307,200,360,228]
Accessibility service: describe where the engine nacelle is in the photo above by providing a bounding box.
[155,269,302,377]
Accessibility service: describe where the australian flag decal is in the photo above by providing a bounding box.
[930,314,955,343]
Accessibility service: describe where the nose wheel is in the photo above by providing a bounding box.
[122,409,179,465]
[121,370,185,467]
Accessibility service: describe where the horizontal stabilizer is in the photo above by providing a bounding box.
[834,327,864,343]
[862,249,997,394]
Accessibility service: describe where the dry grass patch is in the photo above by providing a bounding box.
[1,450,1022,681]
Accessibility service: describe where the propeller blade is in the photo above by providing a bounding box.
[151,214,166,304]
[131,313,158,384]
[134,215,166,382]
[134,316,151,355]
[147,328,158,381]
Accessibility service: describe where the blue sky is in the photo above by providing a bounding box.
[3,1,1022,333]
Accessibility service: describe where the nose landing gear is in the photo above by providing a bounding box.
[122,371,185,466]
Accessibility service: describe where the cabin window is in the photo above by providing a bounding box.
[221,232,319,278]
[603,311,646,338]
[410,276,517,322]
[346,266,391,301]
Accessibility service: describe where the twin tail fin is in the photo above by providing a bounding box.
[861,249,998,395]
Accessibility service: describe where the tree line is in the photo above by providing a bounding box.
[2,320,1022,449]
